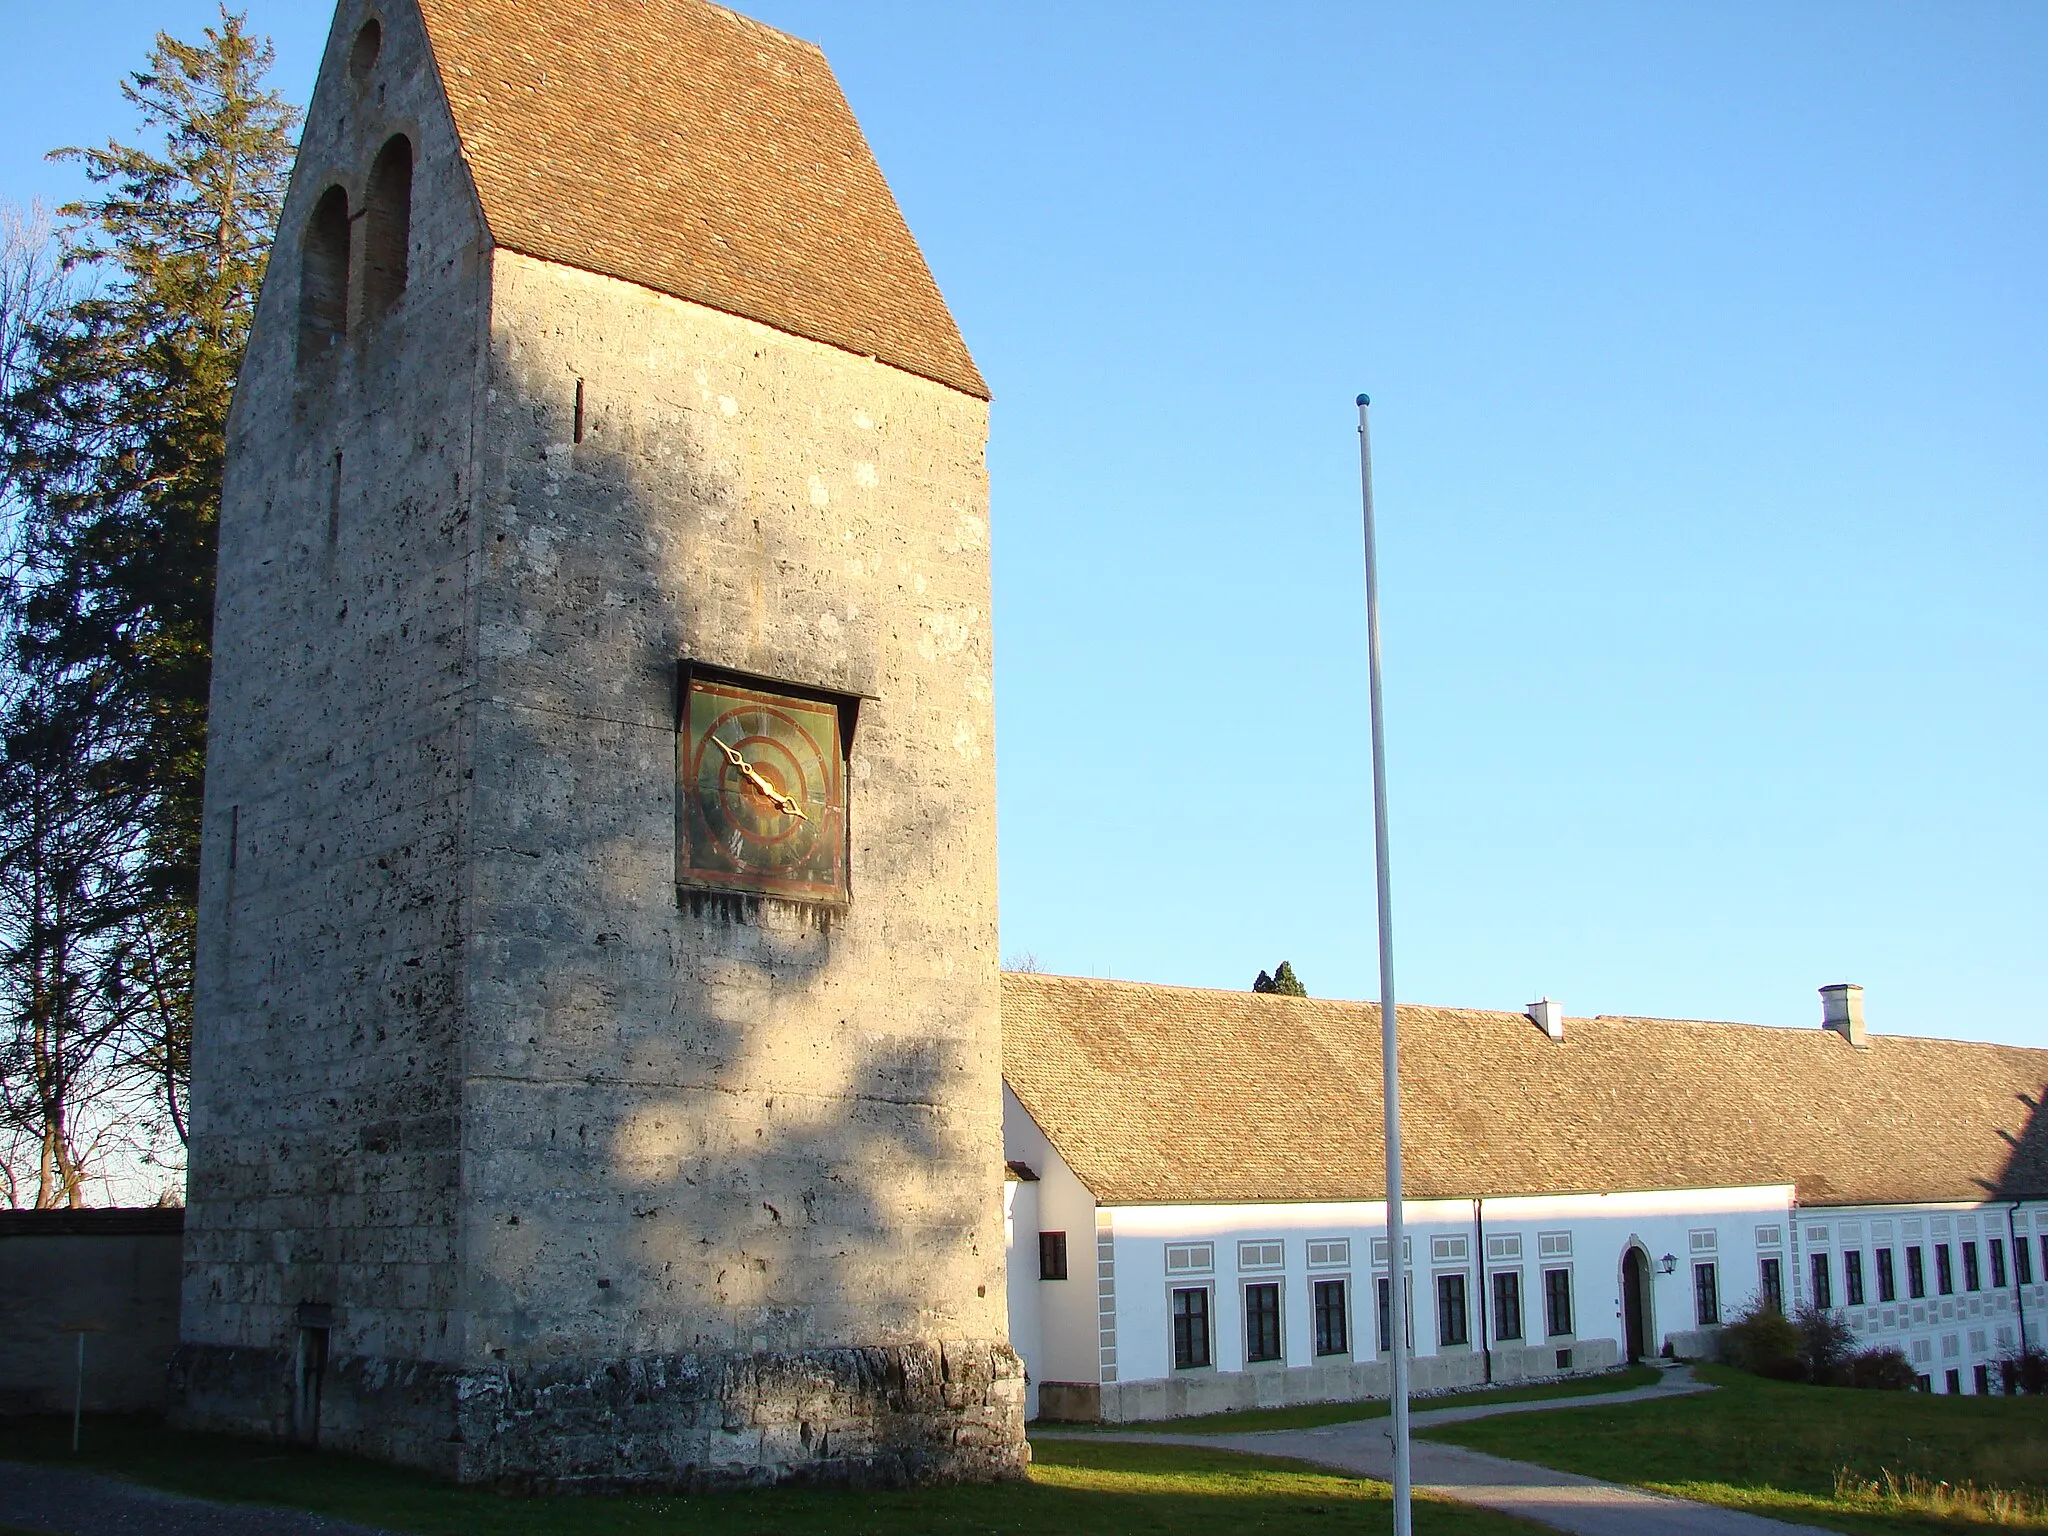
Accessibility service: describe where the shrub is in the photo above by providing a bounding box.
[1720,1300,1804,1380]
[1844,1346,1917,1391]
[1996,1344,2048,1396]
[1795,1303,1858,1385]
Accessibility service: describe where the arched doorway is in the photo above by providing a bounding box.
[1622,1245,1654,1362]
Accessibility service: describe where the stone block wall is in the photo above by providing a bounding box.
[180,0,489,1427]
[180,2,1022,1485]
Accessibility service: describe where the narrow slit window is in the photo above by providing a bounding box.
[574,378,587,443]
[327,450,343,544]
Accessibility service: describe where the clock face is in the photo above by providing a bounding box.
[677,675,848,903]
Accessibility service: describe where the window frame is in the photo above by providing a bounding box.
[1491,1268,1524,1341]
[1171,1284,1213,1371]
[1759,1254,1783,1312]
[1907,1245,1927,1299]
[1810,1251,1833,1310]
[1936,1244,1955,1296]
[1990,1238,2008,1289]
[1375,1272,1413,1354]
[1876,1247,1897,1303]
[1844,1249,1865,1307]
[1542,1266,1574,1339]
[1038,1230,1068,1281]
[1436,1271,1470,1349]
[1243,1280,1284,1364]
[1693,1260,1720,1326]
[1312,1276,1350,1357]
[2016,1236,2034,1286]
[1962,1242,1981,1293]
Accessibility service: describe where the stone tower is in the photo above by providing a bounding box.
[174,0,1023,1487]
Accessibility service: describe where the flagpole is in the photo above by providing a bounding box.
[1357,393,1412,1536]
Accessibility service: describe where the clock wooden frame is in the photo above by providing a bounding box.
[675,662,857,906]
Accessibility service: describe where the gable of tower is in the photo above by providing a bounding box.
[410,0,987,399]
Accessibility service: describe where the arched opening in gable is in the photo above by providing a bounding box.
[297,186,351,363]
[362,135,413,320]
[349,19,382,87]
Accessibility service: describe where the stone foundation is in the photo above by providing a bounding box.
[1054,1337,1625,1424]
[172,1338,1028,1489]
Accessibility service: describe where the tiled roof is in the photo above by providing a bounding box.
[1001,972,2048,1208]
[414,0,987,398]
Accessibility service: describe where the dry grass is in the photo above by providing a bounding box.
[1832,1468,2048,1528]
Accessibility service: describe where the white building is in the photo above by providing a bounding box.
[1000,974,2048,1420]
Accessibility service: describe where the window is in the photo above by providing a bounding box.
[1759,1256,1783,1312]
[1314,1278,1348,1356]
[2017,1237,2034,1286]
[1166,1243,1215,1275]
[1907,1246,1926,1299]
[1487,1233,1523,1263]
[1307,1238,1350,1268]
[1755,1224,1783,1249]
[1172,1287,1211,1369]
[1974,1364,1990,1396]
[362,135,413,318]
[1244,1282,1282,1362]
[297,186,351,362]
[1038,1231,1068,1281]
[1962,1243,1981,1292]
[1431,1235,1470,1264]
[1810,1252,1833,1310]
[1936,1244,1955,1296]
[1492,1270,1524,1341]
[1538,1231,1573,1260]
[1238,1240,1284,1271]
[1437,1273,1469,1347]
[1694,1262,1719,1326]
[1844,1250,1865,1306]
[1991,1239,2008,1289]
[2039,1235,2048,1284]
[1690,1228,1719,1256]
[1375,1274,1411,1352]
[1543,1267,1573,1338]
[1876,1248,1897,1303]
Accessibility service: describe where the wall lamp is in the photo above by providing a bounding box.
[1659,1254,1678,1275]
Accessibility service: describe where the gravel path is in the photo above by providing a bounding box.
[0,1460,399,1536]
[1037,1367,1835,1536]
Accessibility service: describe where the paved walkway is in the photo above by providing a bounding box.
[1038,1368,1833,1536]
[0,1459,397,1536]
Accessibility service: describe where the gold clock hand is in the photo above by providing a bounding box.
[709,733,808,820]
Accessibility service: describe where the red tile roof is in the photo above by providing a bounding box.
[414,0,987,397]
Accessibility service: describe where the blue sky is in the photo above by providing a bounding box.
[6,3,2042,1046]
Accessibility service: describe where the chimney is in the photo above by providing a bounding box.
[1527,998,1564,1041]
[1819,983,1867,1048]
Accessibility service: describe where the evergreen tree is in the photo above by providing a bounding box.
[0,9,297,1173]
[1252,962,1307,997]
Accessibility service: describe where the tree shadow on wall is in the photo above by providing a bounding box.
[1990,1090,2048,1203]
[454,321,1002,1374]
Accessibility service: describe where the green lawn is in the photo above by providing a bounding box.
[0,1415,1542,1536]
[1425,1364,2048,1534]
[1077,1363,1662,1434]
